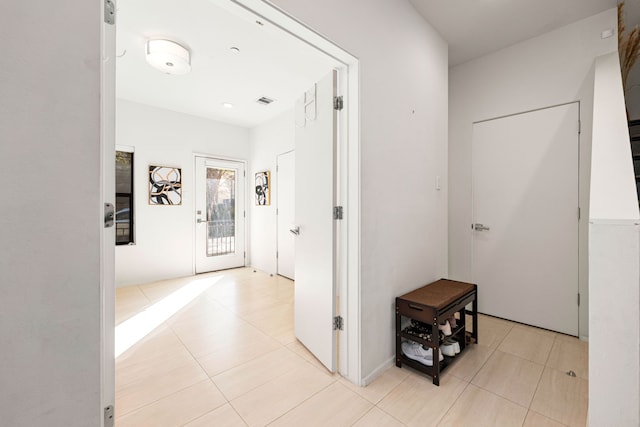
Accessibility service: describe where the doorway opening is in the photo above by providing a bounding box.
[105,0,361,408]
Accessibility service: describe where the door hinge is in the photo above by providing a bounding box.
[577,293,580,306]
[333,315,344,331]
[104,405,114,427]
[578,120,581,135]
[276,251,278,259]
[104,0,115,25]
[244,251,246,259]
[244,210,246,218]
[333,206,344,220]
[334,96,344,111]
[578,207,581,220]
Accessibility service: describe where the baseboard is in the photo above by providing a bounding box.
[361,356,395,387]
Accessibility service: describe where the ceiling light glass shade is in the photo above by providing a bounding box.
[145,39,191,75]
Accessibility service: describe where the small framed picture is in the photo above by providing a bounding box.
[255,171,270,206]
[149,165,182,205]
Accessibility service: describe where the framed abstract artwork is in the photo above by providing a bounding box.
[255,171,270,206]
[149,165,182,205]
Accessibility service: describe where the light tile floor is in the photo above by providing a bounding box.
[115,268,588,426]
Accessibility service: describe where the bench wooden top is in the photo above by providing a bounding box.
[397,279,476,310]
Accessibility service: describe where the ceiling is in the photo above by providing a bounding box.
[408,0,618,66]
[118,0,631,128]
[116,0,340,128]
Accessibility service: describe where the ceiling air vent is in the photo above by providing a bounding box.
[256,96,275,106]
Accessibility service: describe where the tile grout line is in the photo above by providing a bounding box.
[168,324,237,405]
[371,401,410,427]
[467,326,551,412]
[117,377,217,421]
[263,379,341,426]
[462,318,511,383]
[161,281,300,406]
[115,270,269,422]
[434,379,472,426]
[462,345,497,384]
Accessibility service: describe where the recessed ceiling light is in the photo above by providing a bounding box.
[230,47,240,53]
[222,103,234,109]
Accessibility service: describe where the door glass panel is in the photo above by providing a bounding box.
[206,167,236,257]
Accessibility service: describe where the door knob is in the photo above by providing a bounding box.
[197,218,207,224]
[290,226,300,235]
[473,223,490,231]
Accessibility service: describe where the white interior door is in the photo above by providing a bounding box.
[472,103,580,335]
[277,151,295,280]
[294,71,337,372]
[195,157,246,273]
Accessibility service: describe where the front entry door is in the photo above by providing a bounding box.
[195,157,246,273]
[294,71,338,372]
[277,150,295,280]
[471,103,580,335]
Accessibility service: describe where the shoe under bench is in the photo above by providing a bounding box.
[395,279,478,386]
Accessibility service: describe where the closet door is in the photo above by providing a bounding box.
[472,103,580,335]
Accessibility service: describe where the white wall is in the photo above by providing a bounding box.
[591,53,640,220]
[449,9,618,338]
[0,2,102,425]
[248,109,295,274]
[270,0,449,380]
[589,52,640,427]
[115,100,250,286]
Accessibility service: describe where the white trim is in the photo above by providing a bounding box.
[589,218,640,225]
[225,0,358,65]
[192,151,247,165]
[231,0,361,384]
[361,356,395,387]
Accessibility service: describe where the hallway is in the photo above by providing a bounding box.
[115,268,588,426]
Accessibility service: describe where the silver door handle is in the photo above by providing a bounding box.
[473,223,490,231]
[197,219,207,224]
[290,226,300,235]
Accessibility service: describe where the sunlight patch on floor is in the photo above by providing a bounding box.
[115,276,222,358]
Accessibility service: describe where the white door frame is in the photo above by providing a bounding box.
[276,149,295,280]
[101,3,361,402]
[100,1,117,424]
[215,0,361,382]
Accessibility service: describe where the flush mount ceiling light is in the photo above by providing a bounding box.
[145,39,191,75]
[222,103,234,109]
